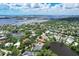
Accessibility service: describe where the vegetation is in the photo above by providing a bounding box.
[0,17,79,56]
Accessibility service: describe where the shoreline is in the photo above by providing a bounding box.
[0,19,49,26]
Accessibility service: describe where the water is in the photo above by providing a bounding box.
[0,19,24,25]
[0,19,48,26]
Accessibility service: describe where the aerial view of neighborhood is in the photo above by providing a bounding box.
[0,3,79,56]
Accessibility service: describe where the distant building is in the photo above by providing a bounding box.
[0,31,7,44]
[14,42,20,48]
[33,42,44,51]
[72,42,78,46]
[22,51,34,56]
[11,31,24,39]
[0,49,12,56]
[5,43,13,47]
[66,36,75,45]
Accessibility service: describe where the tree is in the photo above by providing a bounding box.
[6,33,18,43]
[11,47,20,56]
[37,48,57,56]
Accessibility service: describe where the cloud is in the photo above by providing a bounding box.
[62,3,79,9]
[0,3,79,15]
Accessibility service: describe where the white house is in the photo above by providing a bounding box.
[33,42,44,51]
[0,35,6,40]
[5,43,13,47]
[0,49,12,56]
[14,42,20,48]
[45,30,50,34]
[31,31,36,36]
[0,30,8,40]
[22,51,34,56]
[72,42,78,46]
[66,36,75,45]
[53,33,61,42]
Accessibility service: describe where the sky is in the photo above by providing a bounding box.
[0,3,79,15]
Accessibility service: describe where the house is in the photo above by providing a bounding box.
[22,38,29,44]
[22,51,34,56]
[66,36,75,45]
[41,33,48,40]
[33,42,44,51]
[5,43,13,47]
[45,30,50,34]
[31,31,36,36]
[0,49,12,56]
[53,33,61,42]
[37,36,46,43]
[0,30,9,34]
[0,31,7,44]
[14,42,20,48]
[72,42,78,46]
[0,35,6,40]
[11,31,24,39]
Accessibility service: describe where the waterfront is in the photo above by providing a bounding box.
[0,18,48,25]
[0,16,79,56]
